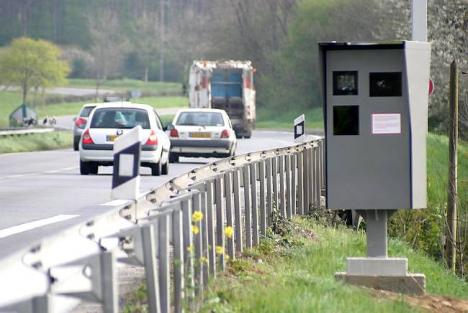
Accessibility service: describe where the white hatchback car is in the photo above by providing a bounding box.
[79,102,170,176]
[168,108,237,162]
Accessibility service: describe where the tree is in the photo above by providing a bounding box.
[0,37,69,103]
[129,11,160,82]
[88,9,127,96]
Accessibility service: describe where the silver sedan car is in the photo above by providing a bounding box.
[168,108,237,163]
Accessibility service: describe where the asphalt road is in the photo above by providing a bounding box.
[0,130,300,257]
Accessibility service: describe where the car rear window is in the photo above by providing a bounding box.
[176,112,224,127]
[80,106,96,117]
[90,108,150,129]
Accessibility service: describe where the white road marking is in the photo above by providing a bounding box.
[0,215,79,239]
[0,166,78,181]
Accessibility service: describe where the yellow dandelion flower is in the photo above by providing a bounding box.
[186,245,194,253]
[215,246,225,255]
[192,225,200,235]
[192,211,204,222]
[200,257,208,264]
[224,226,234,238]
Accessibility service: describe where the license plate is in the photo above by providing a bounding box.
[106,135,119,142]
[190,132,211,138]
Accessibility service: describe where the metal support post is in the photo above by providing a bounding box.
[250,163,259,245]
[141,224,161,313]
[243,165,252,248]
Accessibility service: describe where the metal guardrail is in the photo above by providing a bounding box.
[0,138,324,313]
[0,128,55,137]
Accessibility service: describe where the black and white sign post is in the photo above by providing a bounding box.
[294,114,305,143]
[111,126,142,200]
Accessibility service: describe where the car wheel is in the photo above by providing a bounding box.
[162,160,169,175]
[73,137,79,151]
[80,160,90,175]
[244,130,252,139]
[151,162,162,176]
[169,153,179,163]
[89,162,98,175]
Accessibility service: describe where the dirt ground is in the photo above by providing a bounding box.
[372,289,468,313]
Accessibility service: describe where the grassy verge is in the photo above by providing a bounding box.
[0,131,72,153]
[199,218,467,313]
[66,78,182,94]
[123,217,467,312]
[389,133,467,271]
[256,106,323,130]
[0,89,186,127]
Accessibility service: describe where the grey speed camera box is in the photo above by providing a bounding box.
[319,41,431,210]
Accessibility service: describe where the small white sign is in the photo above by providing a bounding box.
[372,113,401,134]
[119,154,134,177]
[296,125,303,136]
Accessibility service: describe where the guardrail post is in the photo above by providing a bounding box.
[303,148,310,214]
[173,204,184,313]
[191,192,204,297]
[215,177,226,271]
[250,162,259,246]
[224,172,235,259]
[259,160,267,236]
[314,146,320,209]
[182,198,194,306]
[141,223,161,313]
[206,180,217,277]
[242,165,252,249]
[285,154,292,219]
[297,151,304,215]
[319,140,324,191]
[279,155,286,217]
[100,251,118,313]
[308,147,315,210]
[158,213,170,313]
[272,156,278,213]
[199,184,210,289]
[233,169,244,255]
[266,158,273,226]
[33,295,51,313]
[291,154,297,216]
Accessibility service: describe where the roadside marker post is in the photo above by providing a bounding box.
[294,114,305,143]
[111,126,142,200]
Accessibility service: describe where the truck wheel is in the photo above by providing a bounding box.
[244,129,252,139]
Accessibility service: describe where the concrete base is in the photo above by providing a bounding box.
[335,272,426,295]
[347,257,407,276]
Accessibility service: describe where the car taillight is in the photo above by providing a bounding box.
[75,117,87,129]
[82,129,94,144]
[221,129,229,138]
[145,130,158,145]
[170,128,179,138]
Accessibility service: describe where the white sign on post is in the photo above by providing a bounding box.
[294,114,305,143]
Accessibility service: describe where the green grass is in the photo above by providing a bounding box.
[136,96,188,108]
[389,134,467,268]
[0,131,72,153]
[198,217,467,313]
[256,106,323,130]
[0,91,24,127]
[0,90,186,126]
[66,78,182,94]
